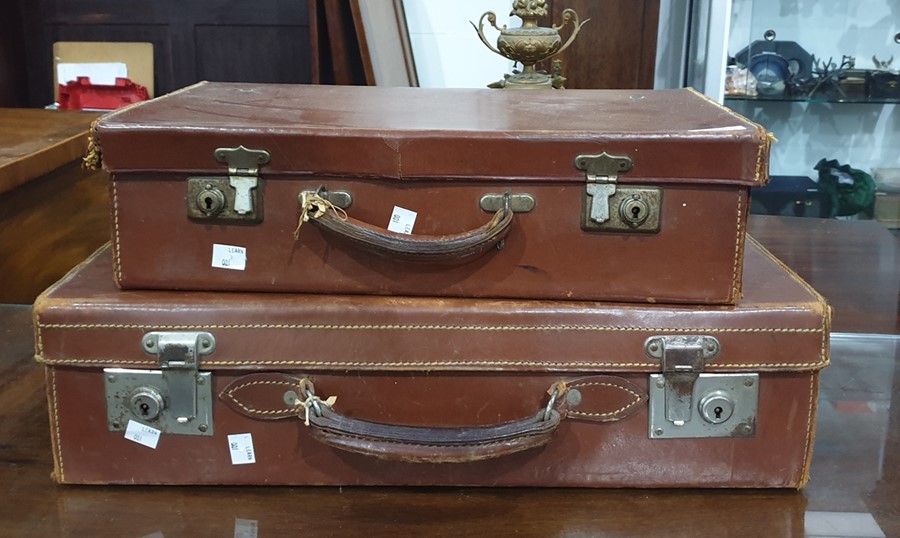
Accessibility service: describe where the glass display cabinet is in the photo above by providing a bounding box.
[722,0,899,226]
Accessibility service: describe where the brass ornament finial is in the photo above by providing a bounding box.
[472,1,588,89]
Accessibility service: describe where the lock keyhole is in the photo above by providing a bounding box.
[619,195,650,227]
[699,391,735,424]
[139,402,150,416]
[195,186,225,217]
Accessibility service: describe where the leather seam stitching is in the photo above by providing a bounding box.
[730,191,745,302]
[50,368,64,482]
[224,380,297,416]
[801,372,816,482]
[35,323,822,333]
[568,382,642,418]
[112,179,123,282]
[34,358,829,369]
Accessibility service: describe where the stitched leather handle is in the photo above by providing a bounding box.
[303,195,514,264]
[307,405,561,463]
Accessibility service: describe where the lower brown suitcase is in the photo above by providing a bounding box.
[33,237,830,487]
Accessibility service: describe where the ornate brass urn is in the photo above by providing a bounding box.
[472,0,588,89]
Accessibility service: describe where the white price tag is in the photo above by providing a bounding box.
[234,519,259,538]
[228,433,256,465]
[387,206,417,235]
[124,420,161,449]
[211,244,247,271]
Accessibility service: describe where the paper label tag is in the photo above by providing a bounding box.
[124,420,161,449]
[212,244,247,271]
[234,519,259,538]
[387,206,417,235]
[228,433,256,465]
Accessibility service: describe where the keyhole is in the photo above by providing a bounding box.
[714,406,723,419]
[139,402,150,416]
[204,196,213,210]
[631,206,641,219]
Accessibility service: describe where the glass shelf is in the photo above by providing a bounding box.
[725,94,900,105]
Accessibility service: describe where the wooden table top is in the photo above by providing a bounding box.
[0,108,100,195]
[0,215,898,536]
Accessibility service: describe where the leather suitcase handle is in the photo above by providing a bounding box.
[301,381,565,463]
[295,192,513,264]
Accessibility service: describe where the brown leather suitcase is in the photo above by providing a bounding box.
[92,82,771,304]
[34,237,829,487]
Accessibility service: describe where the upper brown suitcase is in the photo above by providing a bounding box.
[93,82,771,304]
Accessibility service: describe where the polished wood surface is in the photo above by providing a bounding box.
[0,108,98,194]
[749,215,900,334]
[0,216,898,536]
[0,109,109,304]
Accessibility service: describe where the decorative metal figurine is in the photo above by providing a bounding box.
[472,0,588,89]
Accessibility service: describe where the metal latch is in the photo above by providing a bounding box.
[645,335,759,439]
[104,331,216,436]
[575,153,662,233]
[645,335,720,426]
[187,146,270,222]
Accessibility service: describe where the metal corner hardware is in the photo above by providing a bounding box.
[104,331,216,436]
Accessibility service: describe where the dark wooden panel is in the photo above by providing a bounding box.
[18,0,311,107]
[0,0,28,106]
[195,26,311,84]
[544,0,660,89]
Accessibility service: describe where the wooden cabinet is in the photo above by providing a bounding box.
[16,0,313,107]
[542,0,660,89]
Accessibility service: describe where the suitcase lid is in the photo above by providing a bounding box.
[34,238,829,374]
[93,82,770,187]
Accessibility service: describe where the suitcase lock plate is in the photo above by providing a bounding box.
[645,335,759,439]
[575,153,662,234]
[186,146,270,223]
[103,332,216,436]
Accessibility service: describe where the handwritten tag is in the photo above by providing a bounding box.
[212,244,247,271]
[387,206,417,235]
[124,420,161,449]
[228,433,256,465]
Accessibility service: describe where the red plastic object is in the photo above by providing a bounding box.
[58,76,149,110]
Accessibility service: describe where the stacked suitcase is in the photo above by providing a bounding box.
[33,83,830,487]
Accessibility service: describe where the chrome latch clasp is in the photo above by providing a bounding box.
[215,146,270,215]
[575,152,634,224]
[142,331,216,424]
[645,335,720,426]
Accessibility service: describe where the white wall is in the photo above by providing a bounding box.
[403,0,517,88]
[726,0,899,176]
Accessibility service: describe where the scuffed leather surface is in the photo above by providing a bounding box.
[34,237,829,486]
[95,84,769,185]
[34,238,830,372]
